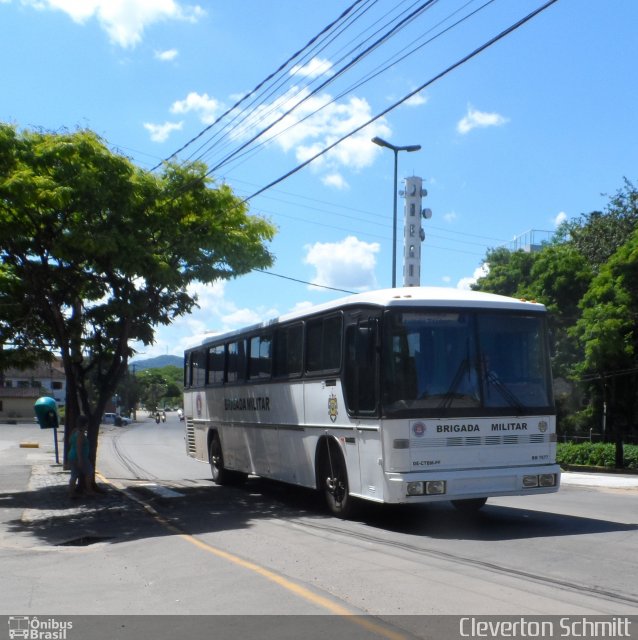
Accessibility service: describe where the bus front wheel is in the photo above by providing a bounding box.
[320,440,354,518]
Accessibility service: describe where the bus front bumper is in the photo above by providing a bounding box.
[384,464,561,504]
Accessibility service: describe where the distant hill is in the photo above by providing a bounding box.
[130,355,183,371]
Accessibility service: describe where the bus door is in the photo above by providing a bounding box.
[344,318,383,500]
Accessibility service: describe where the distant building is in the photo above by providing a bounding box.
[509,229,553,253]
[0,359,66,420]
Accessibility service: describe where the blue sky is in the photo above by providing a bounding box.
[2,0,637,358]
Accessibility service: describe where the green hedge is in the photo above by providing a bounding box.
[556,442,638,470]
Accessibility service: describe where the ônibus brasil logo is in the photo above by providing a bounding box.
[8,616,73,640]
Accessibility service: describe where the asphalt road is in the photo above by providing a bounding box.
[94,414,638,617]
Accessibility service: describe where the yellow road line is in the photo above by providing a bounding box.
[96,472,407,640]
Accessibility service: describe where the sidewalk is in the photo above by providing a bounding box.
[0,423,147,549]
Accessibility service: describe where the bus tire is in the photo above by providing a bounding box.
[451,497,487,512]
[319,440,354,518]
[208,432,246,486]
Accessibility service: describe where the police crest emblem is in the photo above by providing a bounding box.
[328,393,338,423]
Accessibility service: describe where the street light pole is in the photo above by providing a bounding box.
[372,137,421,288]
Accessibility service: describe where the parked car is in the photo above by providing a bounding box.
[102,413,132,426]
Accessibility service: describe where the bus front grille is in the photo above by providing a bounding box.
[412,433,552,448]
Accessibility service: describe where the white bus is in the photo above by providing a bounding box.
[183,287,559,517]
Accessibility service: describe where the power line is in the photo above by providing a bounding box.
[182,0,429,169]
[212,0,497,174]
[242,0,560,203]
[253,269,356,294]
[182,0,383,168]
[228,176,509,243]
[150,0,370,172]
[204,0,441,176]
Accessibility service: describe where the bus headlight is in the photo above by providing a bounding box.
[523,474,556,488]
[425,480,446,495]
[406,480,446,496]
[407,481,424,496]
[523,475,539,488]
[539,473,556,487]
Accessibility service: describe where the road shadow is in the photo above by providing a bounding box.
[2,472,636,548]
[353,499,638,541]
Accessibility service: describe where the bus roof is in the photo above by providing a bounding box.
[192,287,546,351]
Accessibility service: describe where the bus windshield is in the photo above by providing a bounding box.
[382,310,553,416]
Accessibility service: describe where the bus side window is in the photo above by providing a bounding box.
[191,348,207,387]
[274,324,303,377]
[227,340,246,383]
[306,315,342,373]
[207,345,225,385]
[184,353,191,388]
[249,334,272,379]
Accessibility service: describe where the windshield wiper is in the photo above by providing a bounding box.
[484,370,525,414]
[438,358,473,409]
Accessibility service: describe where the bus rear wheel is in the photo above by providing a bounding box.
[451,497,487,512]
[320,441,354,518]
[209,433,246,486]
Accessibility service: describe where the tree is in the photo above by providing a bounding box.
[558,178,638,271]
[522,243,593,376]
[0,124,275,481]
[573,228,638,466]
[135,369,170,411]
[471,246,536,298]
[470,179,638,453]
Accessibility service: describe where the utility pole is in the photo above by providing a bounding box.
[372,137,421,287]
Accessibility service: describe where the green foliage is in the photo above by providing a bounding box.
[0,123,276,465]
[557,178,638,272]
[472,178,638,443]
[574,227,638,373]
[557,442,638,470]
[471,247,536,297]
[133,365,183,410]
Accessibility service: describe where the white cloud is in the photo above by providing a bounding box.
[457,264,489,290]
[457,106,509,135]
[155,48,178,62]
[288,300,315,314]
[164,84,391,185]
[131,280,284,358]
[322,173,348,190]
[290,57,333,79]
[221,308,267,327]
[443,211,457,223]
[187,280,226,311]
[404,91,428,107]
[441,275,451,284]
[554,211,568,226]
[22,0,205,48]
[188,281,277,330]
[171,92,222,125]
[223,86,391,175]
[304,236,380,292]
[143,120,183,142]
